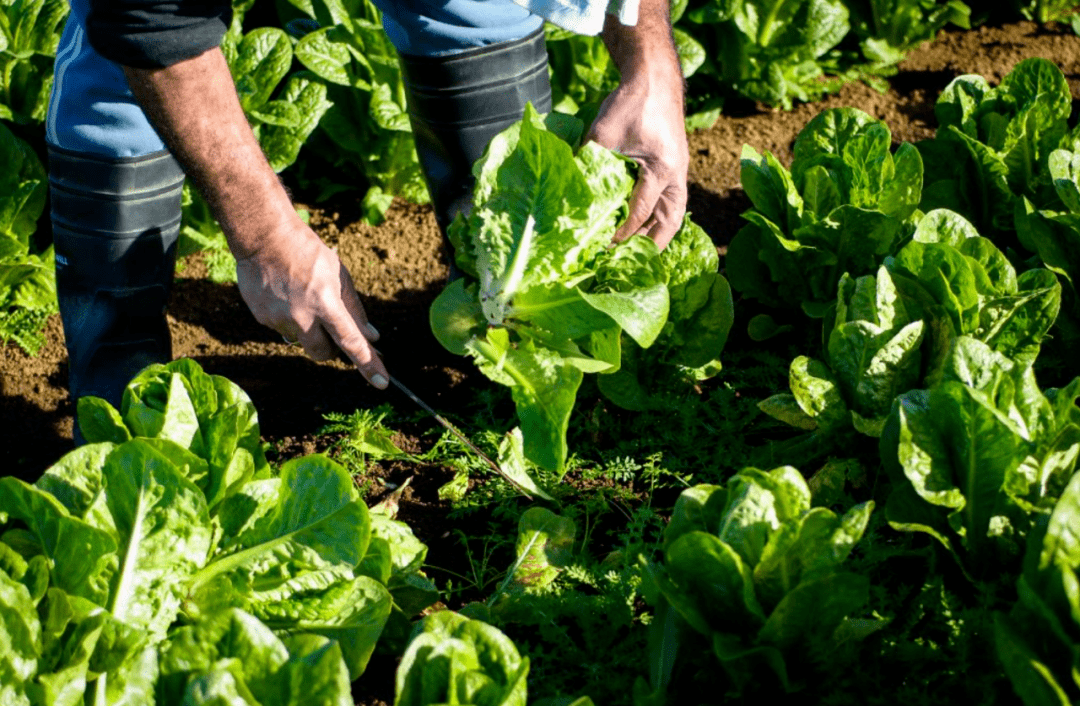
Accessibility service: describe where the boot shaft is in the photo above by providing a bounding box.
[400,27,552,235]
[50,146,185,411]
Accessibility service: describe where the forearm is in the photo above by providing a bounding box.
[601,0,683,98]
[122,48,299,260]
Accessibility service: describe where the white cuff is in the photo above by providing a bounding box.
[510,0,639,35]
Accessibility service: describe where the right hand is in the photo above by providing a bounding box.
[235,221,390,390]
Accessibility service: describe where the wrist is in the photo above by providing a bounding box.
[229,204,310,264]
[601,2,682,95]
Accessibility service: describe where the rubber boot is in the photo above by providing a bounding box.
[49,146,186,435]
[398,26,553,238]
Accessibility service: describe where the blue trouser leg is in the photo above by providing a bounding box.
[47,0,183,427]
[370,0,551,237]
[371,0,543,56]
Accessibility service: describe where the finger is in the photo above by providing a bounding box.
[645,187,688,251]
[297,324,336,362]
[614,170,664,242]
[320,299,390,389]
[338,265,380,342]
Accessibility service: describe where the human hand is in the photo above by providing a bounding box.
[235,221,390,390]
[584,53,689,249]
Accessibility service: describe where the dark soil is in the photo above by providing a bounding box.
[2,19,1079,704]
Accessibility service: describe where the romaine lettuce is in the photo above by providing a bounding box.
[1015,148,1080,340]
[759,208,1061,472]
[0,0,67,125]
[919,58,1075,238]
[727,107,922,317]
[431,106,732,471]
[291,0,429,222]
[157,608,353,706]
[0,361,435,702]
[641,468,874,693]
[394,611,529,706]
[681,0,852,109]
[842,0,971,69]
[881,337,1080,579]
[597,218,735,411]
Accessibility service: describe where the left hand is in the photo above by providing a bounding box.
[584,67,689,250]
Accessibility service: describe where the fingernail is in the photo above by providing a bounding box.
[366,323,380,339]
[371,374,388,389]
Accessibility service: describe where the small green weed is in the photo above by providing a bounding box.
[319,404,407,478]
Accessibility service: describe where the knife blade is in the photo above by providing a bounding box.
[388,375,534,499]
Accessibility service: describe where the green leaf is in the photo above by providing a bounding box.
[665,484,728,549]
[472,107,597,323]
[756,572,869,651]
[396,612,528,706]
[789,356,850,432]
[721,467,812,566]
[259,73,334,173]
[792,108,879,188]
[508,508,576,593]
[294,26,353,86]
[0,564,40,701]
[747,313,793,341]
[0,121,46,243]
[664,531,766,634]
[76,397,131,445]
[160,607,353,705]
[999,58,1072,125]
[753,502,873,610]
[122,370,201,449]
[935,74,990,135]
[759,393,818,431]
[194,455,371,594]
[994,613,1072,706]
[913,208,981,245]
[887,371,1033,574]
[257,576,392,680]
[467,330,583,473]
[428,279,486,356]
[740,145,803,232]
[580,236,670,347]
[102,440,214,639]
[0,477,117,604]
[511,282,618,343]
[230,28,293,115]
[35,443,114,524]
[1049,149,1080,213]
[495,429,555,502]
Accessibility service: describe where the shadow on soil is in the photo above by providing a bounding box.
[0,374,72,480]
[688,182,752,248]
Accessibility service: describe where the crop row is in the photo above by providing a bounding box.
[3,54,1080,704]
[2,0,1079,352]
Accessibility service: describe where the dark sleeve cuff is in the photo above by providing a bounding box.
[86,0,232,69]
